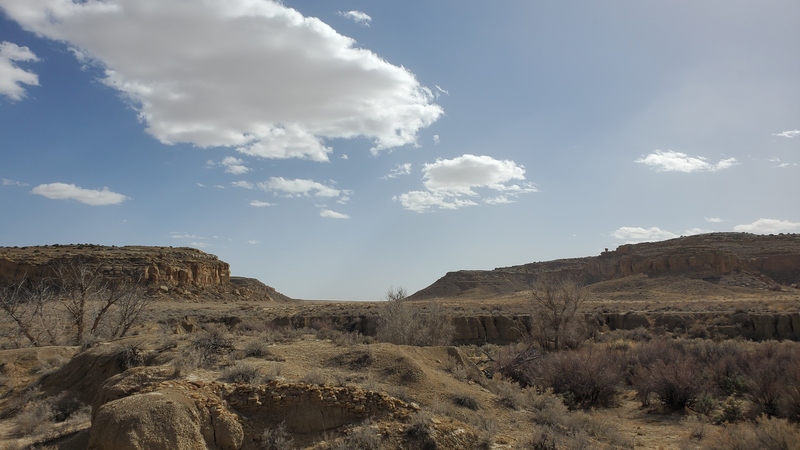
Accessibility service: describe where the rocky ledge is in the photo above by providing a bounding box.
[411,233,800,299]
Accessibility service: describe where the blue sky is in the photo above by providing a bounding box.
[1,0,798,300]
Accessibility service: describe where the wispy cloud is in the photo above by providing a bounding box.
[733,218,800,234]
[337,10,371,27]
[382,163,412,180]
[259,177,345,199]
[773,129,800,139]
[30,183,129,206]
[2,178,28,186]
[635,150,737,173]
[0,41,39,101]
[169,232,206,239]
[249,200,274,207]
[0,1,441,160]
[704,217,723,223]
[611,226,679,243]
[320,209,350,219]
[247,240,261,245]
[231,181,254,189]
[395,154,536,212]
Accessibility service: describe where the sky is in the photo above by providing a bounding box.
[1,1,799,300]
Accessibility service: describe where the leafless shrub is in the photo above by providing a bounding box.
[528,275,589,351]
[302,369,327,386]
[376,286,454,346]
[683,415,708,441]
[243,340,277,359]
[222,362,263,384]
[705,416,800,450]
[522,389,570,427]
[453,394,480,410]
[405,411,437,449]
[488,378,523,409]
[191,328,235,366]
[535,346,623,408]
[261,422,295,450]
[14,398,55,437]
[329,422,382,450]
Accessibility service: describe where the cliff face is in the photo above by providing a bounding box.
[411,233,800,299]
[0,244,230,289]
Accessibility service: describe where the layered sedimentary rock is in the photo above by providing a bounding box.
[0,244,230,288]
[411,233,800,299]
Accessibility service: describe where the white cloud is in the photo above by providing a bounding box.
[382,163,412,179]
[30,183,129,206]
[258,177,349,201]
[704,217,723,223]
[320,209,350,219]
[169,232,205,239]
[773,130,800,138]
[0,1,441,159]
[435,85,449,96]
[635,150,737,173]
[189,241,210,248]
[338,10,371,27]
[395,154,536,212]
[611,226,679,243]
[247,240,261,245]
[249,200,274,207]
[683,228,712,235]
[733,218,800,234]
[2,178,28,186]
[484,196,513,205]
[231,181,254,189]
[221,156,250,175]
[433,135,440,145]
[0,41,39,101]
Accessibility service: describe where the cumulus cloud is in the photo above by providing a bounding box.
[394,154,536,212]
[221,156,250,175]
[249,200,274,207]
[0,41,39,101]
[31,183,129,205]
[231,181,254,189]
[338,10,371,27]
[382,163,412,179]
[635,150,737,173]
[611,227,679,242]
[733,218,800,234]
[258,177,350,203]
[773,130,800,138]
[320,209,350,219]
[2,178,29,186]
[0,0,442,159]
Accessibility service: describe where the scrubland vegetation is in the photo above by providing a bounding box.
[1,273,800,449]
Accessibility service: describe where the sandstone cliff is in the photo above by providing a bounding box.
[0,244,290,302]
[410,233,800,299]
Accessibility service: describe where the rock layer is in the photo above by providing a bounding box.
[411,233,800,299]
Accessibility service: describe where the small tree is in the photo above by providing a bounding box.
[0,276,55,347]
[376,286,454,346]
[529,275,588,351]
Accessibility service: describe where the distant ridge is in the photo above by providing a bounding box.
[409,233,800,299]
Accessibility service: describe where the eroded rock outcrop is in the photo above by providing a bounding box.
[411,233,800,299]
[87,367,415,450]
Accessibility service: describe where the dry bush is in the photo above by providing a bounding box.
[528,275,589,351]
[630,339,712,409]
[242,340,285,361]
[222,362,264,384]
[191,327,235,366]
[405,411,437,449]
[487,378,524,410]
[328,422,382,450]
[739,342,799,418]
[522,389,570,427]
[261,422,295,450]
[14,398,55,437]
[453,394,480,410]
[535,346,624,408]
[705,416,800,450]
[376,286,454,347]
[302,369,328,386]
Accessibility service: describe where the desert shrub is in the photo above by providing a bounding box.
[528,275,589,351]
[522,389,570,427]
[232,317,271,335]
[630,339,712,409]
[683,415,708,441]
[453,394,480,410]
[191,328,235,366]
[261,422,295,450]
[471,415,499,450]
[302,370,327,386]
[243,340,279,359]
[705,416,800,450]
[487,378,523,409]
[222,362,263,384]
[114,342,145,370]
[515,428,558,450]
[329,422,382,450]
[481,343,542,387]
[715,396,747,424]
[405,411,437,450]
[535,346,623,408]
[376,286,454,347]
[739,342,800,418]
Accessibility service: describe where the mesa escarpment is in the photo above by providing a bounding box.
[410,233,800,299]
[0,244,290,301]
